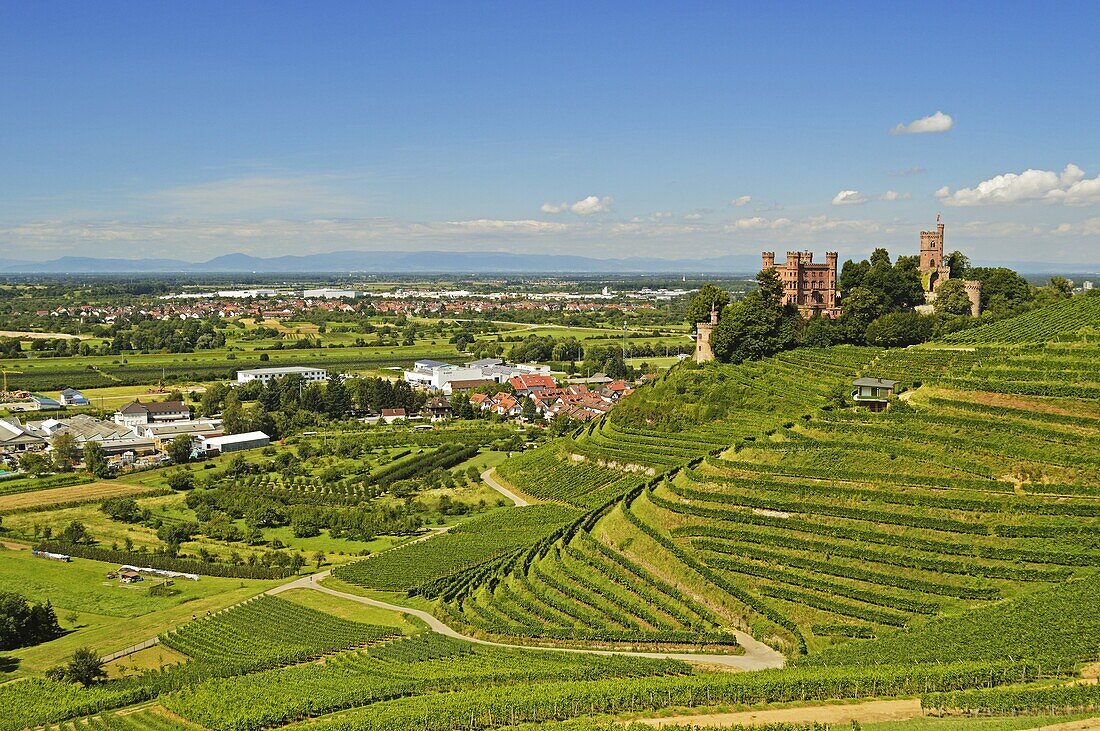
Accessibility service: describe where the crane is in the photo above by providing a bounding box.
[2,369,22,393]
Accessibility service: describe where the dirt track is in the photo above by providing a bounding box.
[0,330,83,340]
[633,698,922,727]
[269,570,787,671]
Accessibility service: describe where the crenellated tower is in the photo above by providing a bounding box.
[919,214,951,293]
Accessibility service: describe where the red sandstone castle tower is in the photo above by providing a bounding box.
[919,216,952,293]
[762,250,840,318]
[918,216,982,316]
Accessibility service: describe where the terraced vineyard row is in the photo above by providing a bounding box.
[159,595,398,672]
[494,444,628,506]
[428,340,1100,654]
[282,661,1043,731]
[332,504,580,591]
[942,294,1100,344]
[163,633,687,731]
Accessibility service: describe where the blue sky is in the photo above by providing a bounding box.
[2,1,1098,264]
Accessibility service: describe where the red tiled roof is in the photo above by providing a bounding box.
[508,374,556,391]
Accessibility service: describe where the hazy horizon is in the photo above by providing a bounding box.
[2,3,1098,266]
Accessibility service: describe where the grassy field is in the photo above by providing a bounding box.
[0,545,280,674]
[277,588,418,633]
[0,481,168,513]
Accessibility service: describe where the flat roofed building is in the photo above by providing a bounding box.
[198,431,270,454]
[441,378,496,394]
[236,366,327,385]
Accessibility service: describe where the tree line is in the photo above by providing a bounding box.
[689,250,1076,362]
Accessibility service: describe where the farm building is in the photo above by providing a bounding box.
[0,418,47,452]
[59,388,90,406]
[197,431,270,455]
[137,420,223,451]
[7,393,64,411]
[380,408,407,424]
[236,366,328,385]
[114,400,190,427]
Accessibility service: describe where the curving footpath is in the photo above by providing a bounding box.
[268,570,786,671]
[481,468,529,507]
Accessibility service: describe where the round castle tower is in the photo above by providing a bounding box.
[694,306,718,363]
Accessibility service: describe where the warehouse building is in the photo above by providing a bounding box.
[197,431,270,455]
[236,366,328,385]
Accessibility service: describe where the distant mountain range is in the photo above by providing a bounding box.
[0,251,1093,276]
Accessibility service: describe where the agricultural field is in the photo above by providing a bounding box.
[942,293,1100,344]
[0,545,281,675]
[1,302,1097,731]
[332,503,581,591]
[2,422,528,577]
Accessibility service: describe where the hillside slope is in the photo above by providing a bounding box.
[401,340,1100,659]
[943,293,1100,344]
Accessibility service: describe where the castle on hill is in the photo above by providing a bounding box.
[694,218,982,363]
[918,216,982,317]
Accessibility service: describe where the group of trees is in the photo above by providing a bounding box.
[706,270,801,363]
[99,317,226,353]
[0,591,63,650]
[690,247,1067,360]
[200,374,427,437]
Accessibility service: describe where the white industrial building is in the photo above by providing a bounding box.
[197,431,270,455]
[404,358,551,391]
[236,366,328,385]
[302,288,364,299]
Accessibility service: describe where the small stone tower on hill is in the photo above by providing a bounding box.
[694,306,718,364]
[964,279,983,317]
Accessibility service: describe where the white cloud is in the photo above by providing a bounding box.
[652,211,673,219]
[832,190,869,206]
[683,212,704,221]
[730,195,752,207]
[540,195,614,216]
[935,164,1100,206]
[890,111,954,135]
[879,190,910,202]
[1053,219,1100,236]
[444,219,569,234]
[570,195,613,215]
[726,217,792,231]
